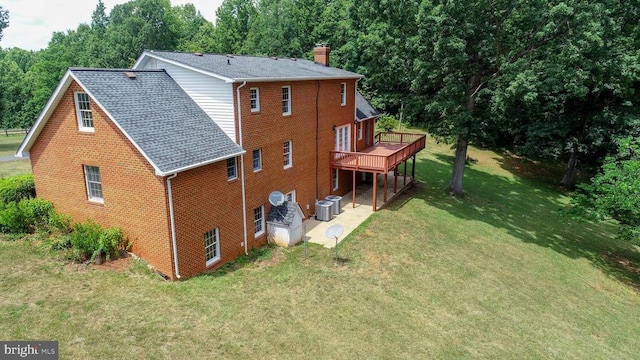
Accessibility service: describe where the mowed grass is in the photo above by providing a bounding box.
[0,134,31,178]
[1,132,639,359]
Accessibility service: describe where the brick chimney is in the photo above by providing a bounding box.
[313,44,330,66]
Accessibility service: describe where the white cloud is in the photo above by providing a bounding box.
[0,0,223,51]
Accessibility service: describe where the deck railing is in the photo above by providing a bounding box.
[331,132,426,172]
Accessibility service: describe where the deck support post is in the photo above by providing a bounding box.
[393,166,398,193]
[412,155,416,181]
[403,159,408,185]
[384,172,388,202]
[352,170,356,208]
[373,172,378,211]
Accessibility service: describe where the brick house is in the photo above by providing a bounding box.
[18,46,421,279]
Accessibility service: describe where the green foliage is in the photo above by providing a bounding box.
[0,6,8,41]
[47,211,72,235]
[568,137,640,242]
[0,202,24,234]
[19,198,54,233]
[70,220,125,262]
[0,174,35,205]
[0,198,53,234]
[376,114,399,132]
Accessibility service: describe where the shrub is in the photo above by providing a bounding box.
[70,220,103,261]
[69,220,125,262]
[376,114,399,132]
[19,198,54,233]
[48,211,72,235]
[99,227,124,261]
[0,174,35,205]
[0,198,54,234]
[0,202,25,234]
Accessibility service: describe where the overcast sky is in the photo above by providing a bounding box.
[0,0,224,51]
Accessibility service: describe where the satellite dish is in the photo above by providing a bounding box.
[325,224,344,239]
[268,191,285,206]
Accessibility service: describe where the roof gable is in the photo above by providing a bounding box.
[18,69,244,176]
[356,92,380,122]
[134,51,364,82]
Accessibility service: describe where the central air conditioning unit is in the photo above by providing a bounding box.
[315,200,333,221]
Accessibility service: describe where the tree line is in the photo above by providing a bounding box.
[0,0,638,238]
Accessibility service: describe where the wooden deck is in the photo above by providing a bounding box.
[330,132,426,211]
[330,132,426,172]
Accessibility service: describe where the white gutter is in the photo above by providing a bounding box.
[166,173,180,279]
[156,150,246,176]
[232,75,364,83]
[236,81,249,255]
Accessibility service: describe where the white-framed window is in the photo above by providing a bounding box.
[227,157,237,180]
[204,228,220,266]
[250,88,260,112]
[75,92,94,131]
[335,124,351,152]
[282,86,291,115]
[84,165,103,203]
[252,149,262,172]
[358,122,363,140]
[286,190,296,202]
[283,140,292,169]
[332,169,339,191]
[254,206,265,237]
[340,82,347,106]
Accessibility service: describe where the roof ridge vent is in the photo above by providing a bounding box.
[270,57,278,60]
[124,71,136,79]
[194,52,203,56]
[226,54,234,58]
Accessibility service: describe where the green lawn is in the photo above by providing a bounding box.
[1,133,639,359]
[0,134,31,178]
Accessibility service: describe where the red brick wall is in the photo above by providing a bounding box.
[29,82,175,278]
[233,79,356,248]
[169,161,245,278]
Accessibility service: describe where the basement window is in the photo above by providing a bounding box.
[254,206,265,237]
[204,228,220,266]
[75,92,94,132]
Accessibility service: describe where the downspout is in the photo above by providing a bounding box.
[236,81,249,255]
[354,79,361,152]
[166,173,180,279]
[315,80,320,202]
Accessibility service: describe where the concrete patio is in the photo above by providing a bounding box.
[303,171,412,248]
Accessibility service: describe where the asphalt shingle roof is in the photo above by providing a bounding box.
[356,92,380,122]
[143,51,363,81]
[71,69,243,174]
[267,201,301,227]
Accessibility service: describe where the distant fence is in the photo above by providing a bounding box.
[2,129,29,136]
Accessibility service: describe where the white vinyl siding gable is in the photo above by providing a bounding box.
[139,59,236,142]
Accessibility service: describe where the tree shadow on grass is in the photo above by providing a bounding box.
[388,153,640,290]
